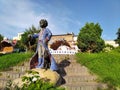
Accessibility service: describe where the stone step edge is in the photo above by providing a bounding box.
[63,82,107,87]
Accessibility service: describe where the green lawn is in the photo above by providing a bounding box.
[76,50,120,89]
[0,52,33,71]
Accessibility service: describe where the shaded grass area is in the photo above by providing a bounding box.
[76,50,120,88]
[0,52,33,71]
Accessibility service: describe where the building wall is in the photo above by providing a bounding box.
[105,40,119,47]
[13,32,23,40]
[49,33,74,47]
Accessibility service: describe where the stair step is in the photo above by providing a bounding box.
[64,85,99,90]
[65,65,88,70]
[63,82,107,90]
[59,66,91,76]
[12,66,30,72]
[23,61,30,67]
[0,79,9,88]
[57,60,76,64]
[64,68,89,74]
[0,71,25,80]
[61,72,90,77]
[59,65,87,70]
[64,76,97,83]
[59,62,81,68]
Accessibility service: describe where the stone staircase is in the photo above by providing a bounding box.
[0,61,30,89]
[53,55,108,90]
[0,54,108,90]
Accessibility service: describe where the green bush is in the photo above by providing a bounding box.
[113,46,120,53]
[103,44,114,52]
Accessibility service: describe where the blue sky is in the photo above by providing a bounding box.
[0,0,120,40]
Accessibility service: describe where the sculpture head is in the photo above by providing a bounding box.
[39,19,48,28]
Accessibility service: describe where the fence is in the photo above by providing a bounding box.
[50,50,77,54]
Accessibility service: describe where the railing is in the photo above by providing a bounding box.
[50,50,77,54]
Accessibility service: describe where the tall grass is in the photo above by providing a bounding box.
[0,52,33,71]
[76,50,120,88]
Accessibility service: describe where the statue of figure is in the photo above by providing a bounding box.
[30,19,58,71]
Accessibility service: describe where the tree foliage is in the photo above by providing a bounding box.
[0,34,4,50]
[0,34,3,42]
[21,25,40,51]
[77,22,105,53]
[115,28,120,46]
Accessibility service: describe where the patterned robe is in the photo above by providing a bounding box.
[32,28,58,71]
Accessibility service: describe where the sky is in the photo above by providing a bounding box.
[0,0,120,40]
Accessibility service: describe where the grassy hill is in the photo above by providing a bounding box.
[76,49,120,89]
[0,52,33,71]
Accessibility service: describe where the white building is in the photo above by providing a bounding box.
[105,40,119,47]
[13,32,23,40]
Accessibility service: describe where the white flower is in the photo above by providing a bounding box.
[32,77,37,82]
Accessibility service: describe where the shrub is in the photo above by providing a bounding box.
[5,70,65,90]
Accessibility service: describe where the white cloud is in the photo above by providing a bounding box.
[0,0,81,38]
[0,0,38,28]
[0,0,54,38]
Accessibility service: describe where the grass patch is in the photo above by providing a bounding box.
[0,52,33,71]
[76,50,120,88]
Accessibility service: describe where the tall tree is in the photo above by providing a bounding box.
[115,28,120,46]
[21,25,40,51]
[0,34,4,50]
[0,34,3,42]
[77,22,105,53]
